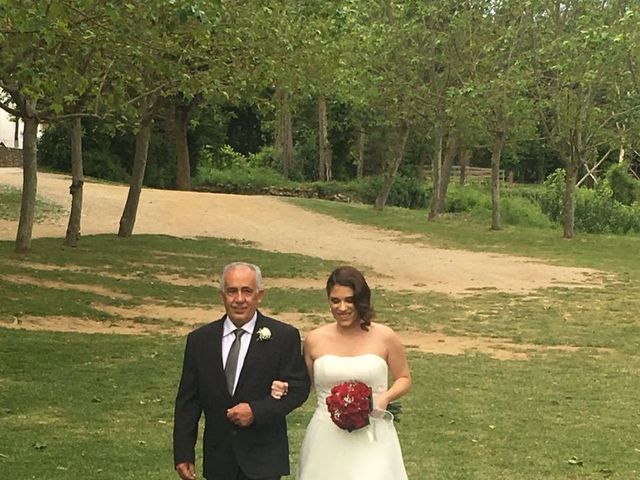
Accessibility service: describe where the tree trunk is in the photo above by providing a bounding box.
[15,114,38,253]
[318,97,332,181]
[173,102,192,191]
[417,149,428,181]
[459,149,470,185]
[64,117,84,247]
[562,158,578,239]
[356,129,365,179]
[275,89,294,178]
[562,90,589,239]
[491,130,506,231]
[435,133,458,214]
[13,116,20,148]
[428,125,445,219]
[118,117,153,237]
[374,121,410,210]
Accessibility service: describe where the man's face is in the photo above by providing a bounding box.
[220,266,264,327]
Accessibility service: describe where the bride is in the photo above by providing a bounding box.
[272,266,411,479]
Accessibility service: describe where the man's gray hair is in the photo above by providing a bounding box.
[219,262,263,291]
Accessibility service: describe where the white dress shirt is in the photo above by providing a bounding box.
[221,313,257,394]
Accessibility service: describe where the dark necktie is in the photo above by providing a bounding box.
[225,329,245,394]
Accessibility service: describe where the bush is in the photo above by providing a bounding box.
[539,168,565,222]
[443,185,551,228]
[37,120,176,187]
[340,176,430,209]
[194,164,293,192]
[539,168,640,233]
[575,185,640,234]
[248,146,277,170]
[444,186,490,213]
[502,196,553,228]
[386,176,430,209]
[606,162,640,205]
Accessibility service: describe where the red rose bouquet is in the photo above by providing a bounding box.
[325,381,373,432]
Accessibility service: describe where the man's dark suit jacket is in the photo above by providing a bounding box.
[173,311,310,480]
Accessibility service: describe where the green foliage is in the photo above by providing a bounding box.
[199,144,248,170]
[383,176,430,209]
[194,164,294,191]
[501,196,553,228]
[540,169,640,234]
[194,161,430,209]
[37,120,177,188]
[247,146,278,169]
[606,162,640,206]
[444,186,490,213]
[575,185,640,234]
[443,185,552,228]
[539,169,566,222]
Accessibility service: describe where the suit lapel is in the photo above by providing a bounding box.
[207,316,231,399]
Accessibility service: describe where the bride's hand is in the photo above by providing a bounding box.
[271,380,288,399]
[374,393,390,411]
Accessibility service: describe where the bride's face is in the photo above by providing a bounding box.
[328,284,359,328]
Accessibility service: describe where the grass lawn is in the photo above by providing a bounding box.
[1,192,639,479]
[1,330,639,479]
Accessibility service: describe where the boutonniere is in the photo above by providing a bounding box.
[256,327,272,341]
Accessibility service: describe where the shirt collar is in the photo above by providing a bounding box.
[223,312,258,337]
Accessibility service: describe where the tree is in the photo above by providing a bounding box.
[534,0,631,238]
[461,0,537,230]
[0,1,109,251]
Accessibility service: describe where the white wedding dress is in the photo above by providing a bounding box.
[297,354,408,480]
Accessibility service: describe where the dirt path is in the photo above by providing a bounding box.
[0,168,601,296]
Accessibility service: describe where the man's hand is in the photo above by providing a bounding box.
[226,402,255,427]
[176,462,196,480]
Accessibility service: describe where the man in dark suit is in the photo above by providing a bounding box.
[173,262,310,480]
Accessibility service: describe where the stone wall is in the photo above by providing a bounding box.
[0,146,22,167]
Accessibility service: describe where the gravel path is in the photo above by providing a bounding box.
[0,168,601,295]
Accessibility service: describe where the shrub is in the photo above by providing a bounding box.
[581,185,640,234]
[539,168,565,222]
[444,186,490,213]
[195,145,246,182]
[345,176,430,209]
[502,196,553,228]
[194,164,293,192]
[606,162,640,205]
[539,169,640,233]
[248,146,277,169]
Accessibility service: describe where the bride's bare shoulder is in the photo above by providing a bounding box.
[369,322,395,336]
[304,324,334,343]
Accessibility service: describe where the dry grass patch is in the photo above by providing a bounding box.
[1,306,610,361]
[3,274,133,300]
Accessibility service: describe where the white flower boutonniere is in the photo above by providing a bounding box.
[256,327,272,342]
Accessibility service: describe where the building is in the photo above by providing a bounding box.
[0,108,21,148]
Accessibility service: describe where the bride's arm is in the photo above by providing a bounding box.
[303,333,315,391]
[376,327,411,411]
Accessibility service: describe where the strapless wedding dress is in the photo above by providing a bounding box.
[296,354,408,480]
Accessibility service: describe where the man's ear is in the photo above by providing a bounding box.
[257,289,265,304]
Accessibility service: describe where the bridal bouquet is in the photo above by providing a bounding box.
[326,381,403,432]
[325,381,373,432]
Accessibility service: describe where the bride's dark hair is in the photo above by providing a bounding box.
[326,266,375,330]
